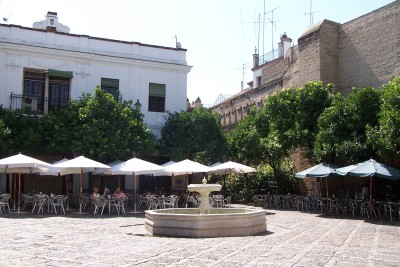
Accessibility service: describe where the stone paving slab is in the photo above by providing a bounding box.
[0,206,399,266]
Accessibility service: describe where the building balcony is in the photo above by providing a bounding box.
[258,47,282,66]
[10,93,70,115]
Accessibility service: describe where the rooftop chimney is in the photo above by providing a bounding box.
[33,11,70,33]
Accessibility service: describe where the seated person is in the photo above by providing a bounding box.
[91,186,100,199]
[114,187,126,198]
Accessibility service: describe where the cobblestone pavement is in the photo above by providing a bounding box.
[0,205,399,267]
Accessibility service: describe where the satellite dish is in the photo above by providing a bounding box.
[176,42,182,49]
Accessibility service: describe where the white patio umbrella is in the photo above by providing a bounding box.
[159,159,212,207]
[40,158,69,176]
[0,153,52,211]
[93,160,123,175]
[210,161,257,198]
[110,158,162,212]
[152,161,176,176]
[53,156,111,212]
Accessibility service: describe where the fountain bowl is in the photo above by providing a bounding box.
[145,208,266,238]
[145,180,266,238]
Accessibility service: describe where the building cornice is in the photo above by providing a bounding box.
[0,42,192,73]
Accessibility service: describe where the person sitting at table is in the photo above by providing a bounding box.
[114,187,126,198]
[91,186,100,200]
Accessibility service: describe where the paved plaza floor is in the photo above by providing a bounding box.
[0,205,399,267]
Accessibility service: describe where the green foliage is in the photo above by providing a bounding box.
[226,108,262,165]
[160,108,226,164]
[65,88,155,162]
[261,81,335,151]
[314,87,381,162]
[230,161,297,202]
[366,77,400,162]
[0,108,44,155]
[42,87,155,162]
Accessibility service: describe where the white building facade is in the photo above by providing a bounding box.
[0,12,191,136]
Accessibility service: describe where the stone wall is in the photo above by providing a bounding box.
[319,21,340,87]
[338,1,400,94]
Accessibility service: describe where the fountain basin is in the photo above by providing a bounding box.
[145,208,267,238]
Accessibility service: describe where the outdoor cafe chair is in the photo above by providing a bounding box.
[384,202,396,221]
[223,196,231,208]
[53,195,67,215]
[109,198,120,214]
[21,193,35,210]
[348,200,358,217]
[164,195,179,209]
[372,201,383,219]
[138,195,148,209]
[212,195,224,208]
[31,194,51,214]
[109,197,127,215]
[116,197,128,215]
[146,195,157,210]
[93,197,106,215]
[360,201,370,218]
[0,194,11,214]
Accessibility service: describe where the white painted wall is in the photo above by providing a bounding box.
[0,24,191,137]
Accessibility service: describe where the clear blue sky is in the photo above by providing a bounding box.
[0,0,395,106]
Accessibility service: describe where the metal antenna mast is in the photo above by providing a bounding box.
[305,0,318,27]
[265,6,279,52]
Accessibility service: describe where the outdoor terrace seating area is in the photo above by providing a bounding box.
[253,194,400,221]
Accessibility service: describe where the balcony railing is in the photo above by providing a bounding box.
[10,93,70,115]
[258,47,282,66]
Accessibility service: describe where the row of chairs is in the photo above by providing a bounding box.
[138,195,180,210]
[254,194,399,221]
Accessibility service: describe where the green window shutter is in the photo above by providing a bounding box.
[48,69,73,79]
[149,83,166,97]
[101,78,119,88]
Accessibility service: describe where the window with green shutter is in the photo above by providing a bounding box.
[101,78,120,99]
[148,83,166,112]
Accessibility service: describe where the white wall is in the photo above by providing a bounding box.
[0,24,192,137]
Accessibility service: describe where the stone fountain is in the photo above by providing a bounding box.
[145,178,267,238]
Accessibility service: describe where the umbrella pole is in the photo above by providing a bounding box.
[185,173,188,208]
[230,169,232,199]
[18,171,21,213]
[65,175,69,210]
[326,177,329,198]
[13,174,16,210]
[134,175,137,213]
[370,176,373,212]
[79,168,83,213]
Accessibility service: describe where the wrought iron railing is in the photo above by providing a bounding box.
[10,93,70,115]
[258,47,282,66]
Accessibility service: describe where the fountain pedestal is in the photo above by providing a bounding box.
[187,178,221,213]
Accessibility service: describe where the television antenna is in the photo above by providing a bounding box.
[241,9,261,55]
[234,63,250,91]
[2,13,12,23]
[263,2,279,54]
[304,0,318,27]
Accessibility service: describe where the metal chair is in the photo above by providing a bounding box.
[53,195,67,215]
[93,197,106,215]
[0,194,11,214]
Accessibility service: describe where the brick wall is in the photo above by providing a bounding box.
[338,1,400,94]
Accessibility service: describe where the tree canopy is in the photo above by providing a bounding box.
[159,107,226,164]
[367,77,400,163]
[46,88,155,162]
[314,87,381,163]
